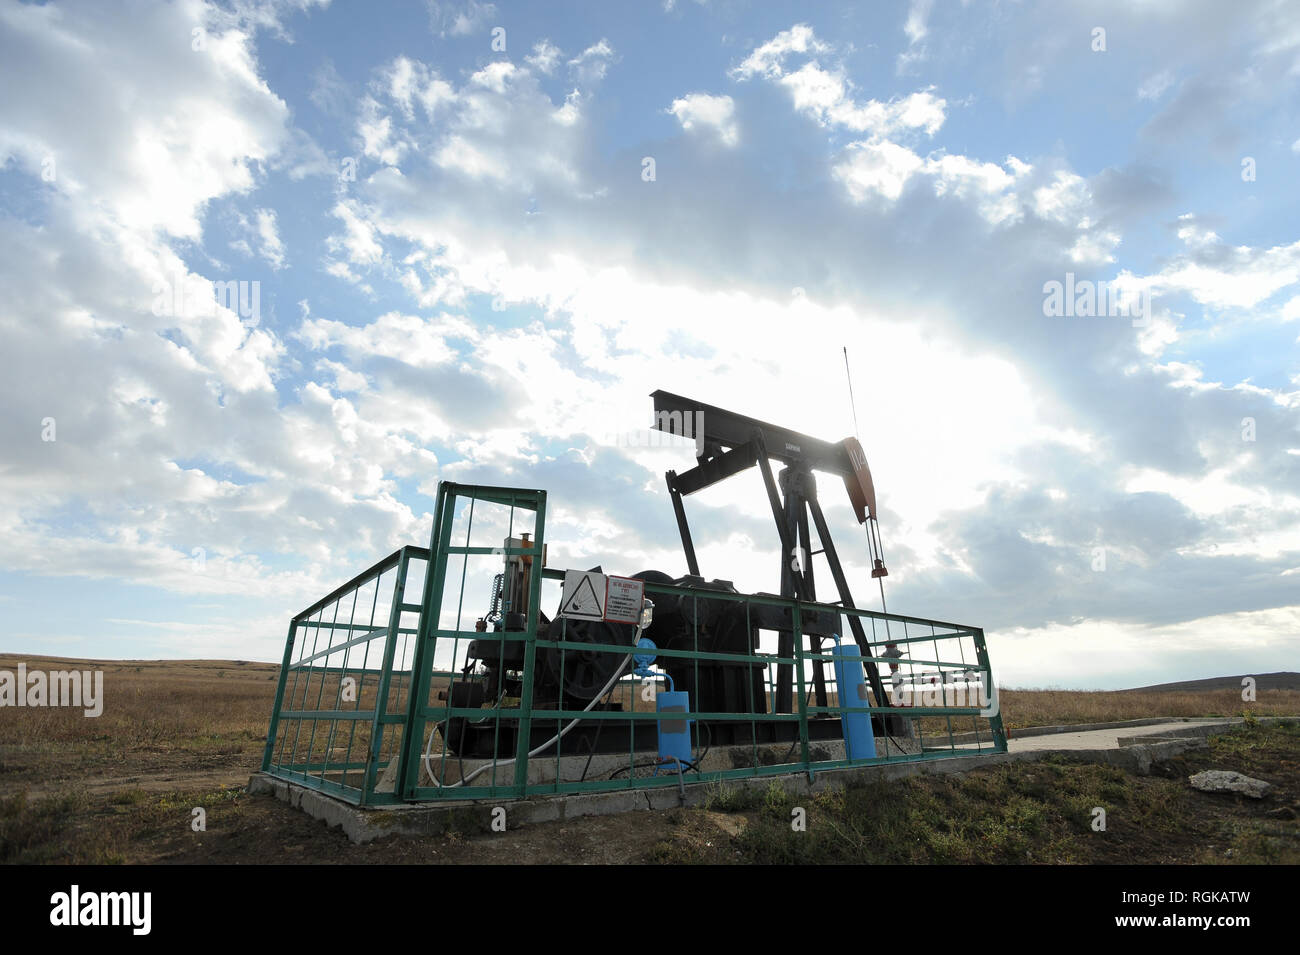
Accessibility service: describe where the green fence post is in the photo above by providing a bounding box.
[793,603,812,782]
[360,548,412,805]
[262,620,297,772]
[974,627,1007,752]
[510,489,545,797]
[400,482,457,799]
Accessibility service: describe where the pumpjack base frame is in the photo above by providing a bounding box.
[443,712,912,760]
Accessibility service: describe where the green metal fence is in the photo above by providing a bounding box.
[261,545,428,806]
[263,481,1006,806]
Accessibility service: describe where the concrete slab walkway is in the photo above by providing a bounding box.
[1008,718,1242,752]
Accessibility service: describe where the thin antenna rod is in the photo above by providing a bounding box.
[843,346,861,439]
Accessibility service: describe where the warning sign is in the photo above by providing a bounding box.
[558,570,645,625]
[559,570,605,621]
[605,575,645,625]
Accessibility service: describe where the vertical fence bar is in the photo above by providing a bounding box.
[793,604,811,780]
[262,620,297,772]
[360,550,411,804]
[341,574,383,794]
[511,489,545,797]
[975,627,1006,751]
[400,481,456,798]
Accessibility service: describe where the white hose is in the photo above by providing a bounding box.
[423,649,635,788]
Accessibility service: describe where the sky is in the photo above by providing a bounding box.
[0,0,1297,690]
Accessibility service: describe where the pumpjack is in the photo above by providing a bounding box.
[448,391,907,756]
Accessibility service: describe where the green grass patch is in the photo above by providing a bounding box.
[0,789,107,863]
[657,723,1300,864]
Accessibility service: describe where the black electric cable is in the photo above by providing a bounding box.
[781,681,819,762]
[578,677,618,783]
[607,760,658,779]
[607,757,700,780]
[606,715,706,781]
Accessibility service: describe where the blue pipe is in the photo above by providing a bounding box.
[831,635,877,759]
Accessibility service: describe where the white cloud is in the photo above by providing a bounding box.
[435,133,511,180]
[1137,69,1175,101]
[904,0,935,43]
[731,23,828,80]
[343,52,592,198]
[0,1,441,618]
[328,199,384,267]
[834,139,924,201]
[810,85,948,137]
[928,153,1026,225]
[254,208,286,270]
[470,60,518,93]
[904,0,934,44]
[1150,221,1300,309]
[897,0,935,73]
[299,311,458,368]
[554,89,583,126]
[668,93,738,146]
[1031,170,1091,225]
[427,0,496,38]
[527,39,562,74]
[835,144,1037,228]
[0,0,290,239]
[357,99,409,165]
[735,25,947,138]
[316,358,370,393]
[568,39,616,85]
[388,55,419,116]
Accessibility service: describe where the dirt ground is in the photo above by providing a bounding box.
[1,722,1294,865]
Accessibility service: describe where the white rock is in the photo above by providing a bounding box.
[1188,770,1272,799]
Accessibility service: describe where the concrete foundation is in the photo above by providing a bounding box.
[374,726,924,793]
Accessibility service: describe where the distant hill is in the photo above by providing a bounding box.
[1121,672,1300,693]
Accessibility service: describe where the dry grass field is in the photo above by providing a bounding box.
[0,657,275,799]
[999,686,1300,728]
[2,654,1297,863]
